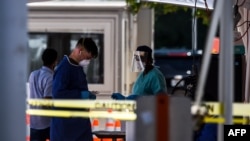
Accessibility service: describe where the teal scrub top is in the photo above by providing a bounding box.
[132,67,167,95]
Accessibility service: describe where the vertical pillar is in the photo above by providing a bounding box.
[219,0,234,125]
[137,7,154,48]
[218,0,234,141]
[0,0,28,140]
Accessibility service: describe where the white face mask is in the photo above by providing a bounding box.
[79,60,91,67]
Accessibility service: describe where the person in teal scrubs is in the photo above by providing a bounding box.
[112,45,168,100]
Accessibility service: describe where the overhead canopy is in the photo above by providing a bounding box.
[141,0,214,9]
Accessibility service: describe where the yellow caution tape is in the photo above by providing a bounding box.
[26,109,137,121]
[201,102,250,116]
[201,102,222,115]
[233,103,250,116]
[27,99,250,117]
[27,99,136,111]
[204,116,249,124]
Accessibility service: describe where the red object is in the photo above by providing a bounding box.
[212,37,220,54]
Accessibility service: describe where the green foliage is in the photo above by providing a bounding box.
[125,0,142,14]
[195,9,211,25]
[125,0,211,25]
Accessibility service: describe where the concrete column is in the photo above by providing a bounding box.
[137,7,154,48]
[0,0,28,140]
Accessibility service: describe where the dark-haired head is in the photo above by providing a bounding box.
[136,45,153,60]
[42,48,58,67]
[77,38,98,58]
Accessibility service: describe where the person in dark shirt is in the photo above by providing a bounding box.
[50,38,98,141]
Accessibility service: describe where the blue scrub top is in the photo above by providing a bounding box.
[50,56,93,141]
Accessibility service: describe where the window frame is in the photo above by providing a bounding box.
[28,12,118,94]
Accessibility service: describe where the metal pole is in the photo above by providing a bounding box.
[218,0,234,140]
[192,8,197,52]
[220,0,234,125]
[0,0,28,140]
[194,0,224,106]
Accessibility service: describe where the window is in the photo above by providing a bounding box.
[28,34,47,72]
[28,33,104,84]
[28,4,126,94]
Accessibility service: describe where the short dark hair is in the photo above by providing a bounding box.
[77,37,98,58]
[42,48,58,66]
[136,45,153,60]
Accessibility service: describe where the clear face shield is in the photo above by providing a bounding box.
[131,51,148,72]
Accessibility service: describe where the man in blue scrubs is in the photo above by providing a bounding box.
[112,45,168,100]
[51,38,98,141]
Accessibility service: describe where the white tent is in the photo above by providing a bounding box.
[141,0,214,9]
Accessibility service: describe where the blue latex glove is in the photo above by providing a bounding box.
[126,94,139,100]
[81,91,96,100]
[111,93,126,100]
